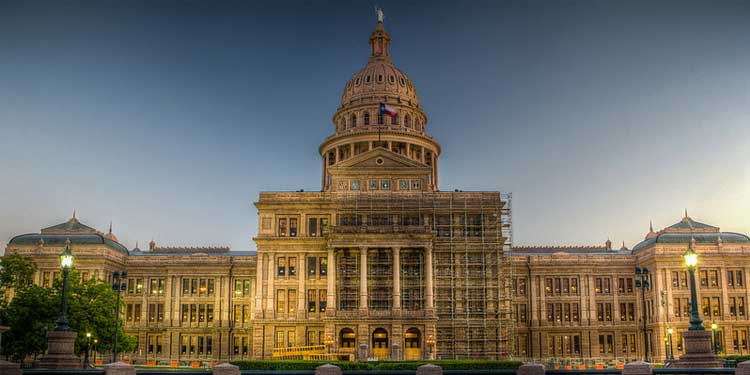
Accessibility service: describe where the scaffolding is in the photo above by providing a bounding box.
[329,190,514,359]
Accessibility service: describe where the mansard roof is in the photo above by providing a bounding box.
[632,214,750,252]
[8,216,129,255]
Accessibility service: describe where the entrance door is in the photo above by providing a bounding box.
[372,328,389,360]
[404,328,422,360]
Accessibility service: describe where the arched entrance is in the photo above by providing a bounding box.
[372,328,389,359]
[404,328,422,360]
[339,328,356,352]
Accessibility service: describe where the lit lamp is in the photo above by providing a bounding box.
[426,335,436,360]
[38,238,81,368]
[675,240,721,368]
[683,246,704,331]
[711,322,718,354]
[83,332,92,368]
[324,335,334,355]
[667,327,674,360]
[56,241,75,331]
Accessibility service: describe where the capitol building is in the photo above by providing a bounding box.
[5,17,750,367]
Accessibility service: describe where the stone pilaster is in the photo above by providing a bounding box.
[425,244,434,310]
[298,252,306,319]
[360,247,368,311]
[393,246,401,311]
[327,247,336,314]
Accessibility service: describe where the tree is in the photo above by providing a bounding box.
[0,254,37,303]
[0,268,136,361]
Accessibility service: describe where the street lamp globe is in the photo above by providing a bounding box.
[711,322,718,330]
[60,240,74,270]
[683,247,698,269]
[667,327,673,335]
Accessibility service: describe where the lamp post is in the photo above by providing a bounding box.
[38,239,81,368]
[93,339,98,366]
[667,327,674,360]
[675,242,721,367]
[711,322,718,354]
[635,267,650,362]
[83,332,91,368]
[426,335,436,360]
[56,242,75,331]
[111,270,127,363]
[683,246,704,331]
[325,335,334,356]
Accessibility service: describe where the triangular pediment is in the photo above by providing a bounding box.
[334,147,428,169]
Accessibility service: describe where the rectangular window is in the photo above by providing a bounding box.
[571,278,578,294]
[554,278,561,294]
[628,303,635,321]
[190,304,197,322]
[309,218,318,237]
[207,336,212,355]
[547,303,554,322]
[595,278,603,293]
[149,304,156,322]
[627,278,633,293]
[710,270,719,288]
[288,257,297,276]
[728,271,735,287]
[278,257,286,276]
[191,278,198,294]
[150,279,158,295]
[157,303,164,322]
[738,271,745,287]
[207,278,214,295]
[740,297,746,317]
[289,218,298,237]
[308,256,317,276]
[702,297,711,317]
[672,271,680,287]
[545,278,553,295]
[572,303,579,321]
[712,297,721,316]
[183,278,190,295]
[606,303,612,321]
[199,278,207,295]
[207,304,214,322]
[198,336,204,355]
[278,218,287,236]
[126,304,133,321]
[518,278,527,296]
[182,304,189,322]
[308,289,317,312]
[620,303,627,321]
[618,278,625,293]
[700,271,708,287]
[288,289,297,314]
[277,289,286,313]
[320,257,328,276]
[135,278,143,294]
[198,304,205,322]
[597,303,604,321]
[319,289,327,312]
[244,280,251,296]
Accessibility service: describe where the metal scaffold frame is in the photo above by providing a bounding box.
[329,190,514,359]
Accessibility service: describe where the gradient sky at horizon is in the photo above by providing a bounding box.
[1,0,749,252]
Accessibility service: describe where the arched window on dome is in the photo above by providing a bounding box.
[350,114,357,128]
[391,114,398,125]
[404,114,411,128]
[364,112,370,126]
[416,119,422,131]
[377,112,384,125]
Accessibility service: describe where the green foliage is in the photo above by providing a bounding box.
[0,254,37,298]
[0,269,136,360]
[229,360,523,371]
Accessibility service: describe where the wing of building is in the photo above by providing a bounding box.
[5,16,750,367]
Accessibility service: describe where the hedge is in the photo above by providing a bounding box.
[229,360,523,371]
[720,355,750,362]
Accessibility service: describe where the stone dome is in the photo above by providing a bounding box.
[340,59,420,108]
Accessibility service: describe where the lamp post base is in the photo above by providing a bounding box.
[675,330,722,368]
[37,331,81,369]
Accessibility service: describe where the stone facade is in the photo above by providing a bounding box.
[4,17,750,367]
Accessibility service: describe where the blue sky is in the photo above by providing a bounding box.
[1,0,749,251]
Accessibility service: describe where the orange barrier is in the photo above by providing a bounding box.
[191,361,201,367]
[170,361,179,367]
[147,361,156,366]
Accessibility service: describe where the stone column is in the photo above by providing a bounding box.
[393,247,401,310]
[255,257,265,318]
[425,244,434,310]
[360,247,369,311]
[327,247,337,313]
[298,253,306,319]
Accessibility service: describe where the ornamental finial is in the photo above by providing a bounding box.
[375,6,384,23]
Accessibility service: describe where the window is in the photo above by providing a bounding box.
[183,278,190,295]
[381,180,390,189]
[278,257,286,276]
[320,257,328,276]
[404,114,411,127]
[277,289,286,313]
[289,218,298,237]
[350,114,357,127]
[700,270,708,287]
[288,257,297,276]
[369,180,378,190]
[278,218,287,237]
[319,289,327,312]
[308,257,317,276]
[308,289,316,312]
[288,289,297,314]
[516,278,527,296]
[412,179,421,190]
[364,112,370,125]
[709,270,719,287]
[399,180,409,190]
[377,112,384,125]
[207,279,214,295]
[391,114,398,125]
[207,304,214,322]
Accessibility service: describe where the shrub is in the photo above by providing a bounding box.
[229,360,523,371]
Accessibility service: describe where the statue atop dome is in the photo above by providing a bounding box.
[375,6,384,23]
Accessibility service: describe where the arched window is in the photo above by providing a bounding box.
[377,112,384,125]
[340,328,356,348]
[416,120,421,131]
[391,114,398,125]
[404,114,411,127]
[364,112,370,125]
[350,114,357,127]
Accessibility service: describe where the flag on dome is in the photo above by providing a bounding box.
[379,102,398,117]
